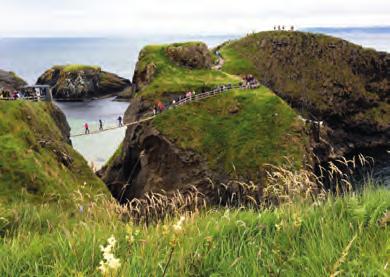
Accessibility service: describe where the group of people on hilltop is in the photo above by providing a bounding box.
[0,87,42,100]
[273,25,295,31]
[83,116,123,135]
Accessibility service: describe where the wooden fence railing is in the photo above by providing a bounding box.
[175,83,260,106]
[0,96,46,101]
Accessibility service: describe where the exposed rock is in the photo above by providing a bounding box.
[49,103,72,144]
[132,61,157,92]
[0,69,27,91]
[99,101,213,203]
[166,42,212,69]
[37,65,131,100]
[228,104,240,114]
[223,32,390,163]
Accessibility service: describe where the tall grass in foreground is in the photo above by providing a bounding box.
[0,160,389,276]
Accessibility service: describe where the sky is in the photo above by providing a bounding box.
[0,0,389,37]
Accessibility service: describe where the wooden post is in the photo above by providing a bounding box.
[45,87,53,102]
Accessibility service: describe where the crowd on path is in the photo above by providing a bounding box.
[0,86,47,101]
[152,75,260,115]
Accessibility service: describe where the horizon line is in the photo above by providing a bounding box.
[1,25,390,39]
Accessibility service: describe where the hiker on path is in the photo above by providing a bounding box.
[153,105,157,115]
[118,116,123,127]
[157,101,165,112]
[99,119,103,131]
[84,123,90,134]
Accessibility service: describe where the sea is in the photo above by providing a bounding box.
[0,30,388,184]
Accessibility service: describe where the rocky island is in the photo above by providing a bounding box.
[100,32,390,203]
[37,64,131,100]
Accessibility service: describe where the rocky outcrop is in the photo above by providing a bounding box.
[166,42,212,69]
[0,69,27,90]
[37,65,131,100]
[49,103,72,144]
[99,99,213,203]
[132,61,157,92]
[222,32,390,163]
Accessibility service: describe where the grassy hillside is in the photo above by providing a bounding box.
[0,101,108,205]
[0,186,388,276]
[153,87,308,179]
[219,31,390,126]
[134,43,241,99]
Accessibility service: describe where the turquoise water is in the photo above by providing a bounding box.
[55,97,129,169]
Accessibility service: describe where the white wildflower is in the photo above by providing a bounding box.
[172,216,185,234]
[98,235,121,276]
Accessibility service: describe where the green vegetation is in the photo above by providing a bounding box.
[154,87,308,178]
[0,101,107,204]
[219,45,256,76]
[220,31,390,124]
[135,44,241,99]
[54,64,101,73]
[0,186,388,276]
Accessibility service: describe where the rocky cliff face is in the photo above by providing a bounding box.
[221,32,390,162]
[0,69,27,90]
[166,42,213,69]
[99,99,213,203]
[37,65,131,100]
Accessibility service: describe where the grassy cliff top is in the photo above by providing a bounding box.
[153,87,308,178]
[53,64,102,73]
[219,31,390,126]
[0,101,108,205]
[134,43,241,99]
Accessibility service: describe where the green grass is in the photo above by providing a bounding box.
[220,45,257,76]
[135,44,241,99]
[0,186,388,276]
[153,87,308,178]
[54,64,101,73]
[0,101,107,205]
[219,31,390,124]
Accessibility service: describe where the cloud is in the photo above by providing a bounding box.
[0,0,389,36]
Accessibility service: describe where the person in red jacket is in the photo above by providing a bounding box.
[84,123,90,134]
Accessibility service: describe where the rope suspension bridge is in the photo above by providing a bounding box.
[70,82,260,138]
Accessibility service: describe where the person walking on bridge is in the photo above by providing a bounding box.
[118,116,123,127]
[84,123,90,134]
[99,119,103,131]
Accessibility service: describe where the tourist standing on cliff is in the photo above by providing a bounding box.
[99,119,103,131]
[84,123,90,134]
[118,116,123,127]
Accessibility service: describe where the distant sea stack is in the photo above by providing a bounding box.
[0,69,27,90]
[37,65,131,100]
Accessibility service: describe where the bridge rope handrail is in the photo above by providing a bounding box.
[71,82,261,138]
